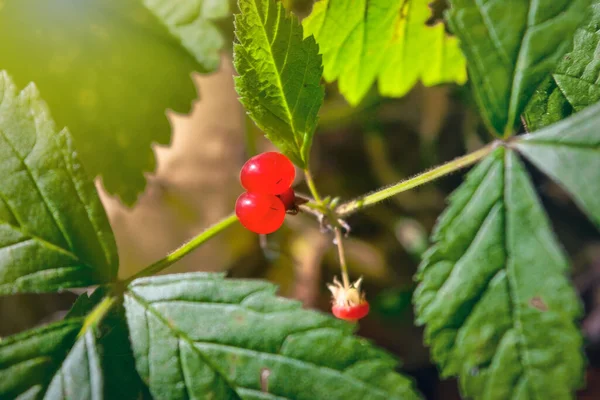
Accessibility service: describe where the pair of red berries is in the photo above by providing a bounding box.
[236,152,296,234]
[236,152,369,322]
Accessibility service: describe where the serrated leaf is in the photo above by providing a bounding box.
[0,0,202,204]
[522,76,574,131]
[525,1,600,131]
[0,297,140,400]
[142,0,235,72]
[233,0,324,167]
[0,319,85,399]
[515,102,600,228]
[448,0,589,136]
[414,147,584,399]
[124,272,421,400]
[0,72,118,294]
[303,0,467,106]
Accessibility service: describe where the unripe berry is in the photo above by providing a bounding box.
[328,277,369,322]
[331,302,370,322]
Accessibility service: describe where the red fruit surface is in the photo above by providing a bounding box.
[332,301,370,322]
[235,192,286,234]
[277,187,296,210]
[240,152,295,195]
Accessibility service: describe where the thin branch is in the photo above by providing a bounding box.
[303,168,322,203]
[123,213,239,284]
[336,142,499,216]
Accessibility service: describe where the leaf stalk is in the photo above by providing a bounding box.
[77,295,117,338]
[336,142,499,216]
[303,168,322,203]
[334,228,350,289]
[123,213,239,284]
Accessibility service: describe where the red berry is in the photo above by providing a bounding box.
[328,277,369,322]
[240,152,295,195]
[331,302,370,322]
[235,192,286,234]
[277,187,296,211]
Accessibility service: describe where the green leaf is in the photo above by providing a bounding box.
[303,0,467,106]
[0,319,84,399]
[0,72,118,294]
[414,147,584,399]
[142,0,235,72]
[0,0,202,204]
[0,297,140,400]
[448,0,589,136]
[233,0,324,167]
[124,272,421,400]
[522,76,574,131]
[525,1,600,131]
[515,102,600,228]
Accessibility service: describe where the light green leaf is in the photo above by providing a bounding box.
[414,147,584,399]
[525,1,600,131]
[0,296,139,400]
[515,102,600,228]
[0,72,118,294]
[448,0,589,136]
[0,0,202,204]
[233,0,324,167]
[124,272,421,400]
[142,0,235,72]
[303,0,467,106]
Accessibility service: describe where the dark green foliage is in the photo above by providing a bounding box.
[448,0,589,135]
[516,102,600,227]
[525,1,600,130]
[415,147,584,399]
[125,273,421,400]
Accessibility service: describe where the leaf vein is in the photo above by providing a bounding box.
[130,291,393,399]
[248,0,295,133]
[502,150,534,399]
[0,127,75,254]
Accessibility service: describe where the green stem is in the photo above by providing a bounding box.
[124,213,239,284]
[334,228,350,289]
[336,142,498,216]
[78,295,117,338]
[304,168,322,204]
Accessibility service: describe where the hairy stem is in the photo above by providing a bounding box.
[124,213,239,284]
[336,142,499,216]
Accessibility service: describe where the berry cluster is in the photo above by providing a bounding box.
[236,152,369,322]
[235,152,296,234]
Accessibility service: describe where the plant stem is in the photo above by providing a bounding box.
[78,295,117,338]
[124,213,239,284]
[334,228,350,289]
[336,142,498,216]
[303,168,322,204]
